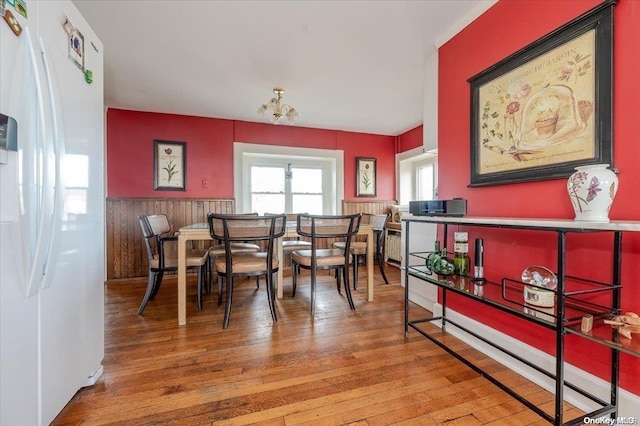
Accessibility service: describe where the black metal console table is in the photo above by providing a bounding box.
[403,216,640,425]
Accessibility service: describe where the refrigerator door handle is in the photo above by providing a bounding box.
[22,28,51,298]
[38,38,65,291]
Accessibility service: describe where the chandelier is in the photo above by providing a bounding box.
[257,88,299,125]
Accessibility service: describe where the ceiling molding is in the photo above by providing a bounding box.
[435,0,498,48]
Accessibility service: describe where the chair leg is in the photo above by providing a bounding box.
[150,271,164,299]
[217,275,223,306]
[377,255,389,284]
[256,276,260,288]
[206,258,213,294]
[343,266,356,310]
[352,254,359,290]
[291,262,298,297]
[265,272,277,322]
[137,271,156,314]
[271,271,277,301]
[223,276,233,329]
[336,268,342,294]
[310,266,316,316]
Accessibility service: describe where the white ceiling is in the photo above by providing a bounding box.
[72,0,494,136]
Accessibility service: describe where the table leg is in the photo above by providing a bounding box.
[178,234,187,326]
[366,227,374,301]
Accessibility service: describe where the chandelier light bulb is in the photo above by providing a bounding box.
[257,104,268,115]
[285,108,299,122]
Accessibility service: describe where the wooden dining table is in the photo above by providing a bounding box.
[176,221,374,325]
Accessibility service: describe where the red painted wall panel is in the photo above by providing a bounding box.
[107,110,397,200]
[397,125,422,153]
[439,0,639,393]
[337,131,397,199]
[106,109,235,198]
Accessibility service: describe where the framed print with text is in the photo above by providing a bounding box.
[468,1,614,186]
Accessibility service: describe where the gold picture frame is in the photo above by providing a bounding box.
[468,1,614,187]
[154,140,186,191]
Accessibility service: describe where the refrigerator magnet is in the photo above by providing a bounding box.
[2,10,22,36]
[1,0,6,18]
[68,27,85,71]
[62,16,74,35]
[14,0,25,18]
[6,0,13,7]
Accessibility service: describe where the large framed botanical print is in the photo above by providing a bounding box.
[468,0,615,186]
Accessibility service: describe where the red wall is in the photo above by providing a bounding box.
[106,109,396,200]
[438,0,639,393]
[397,125,422,153]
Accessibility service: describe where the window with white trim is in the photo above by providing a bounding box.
[397,147,438,204]
[234,143,344,214]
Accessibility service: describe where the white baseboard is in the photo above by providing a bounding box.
[426,303,639,418]
[82,364,103,387]
[407,289,436,313]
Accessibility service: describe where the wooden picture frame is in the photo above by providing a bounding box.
[356,157,376,197]
[154,140,186,191]
[468,1,614,187]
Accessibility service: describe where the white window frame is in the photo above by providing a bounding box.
[396,146,438,205]
[415,159,438,201]
[234,142,344,214]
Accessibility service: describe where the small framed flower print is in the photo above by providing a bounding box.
[154,140,186,191]
[356,157,376,197]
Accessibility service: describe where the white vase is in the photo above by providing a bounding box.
[567,164,618,222]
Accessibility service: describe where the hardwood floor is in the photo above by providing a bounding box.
[52,267,581,425]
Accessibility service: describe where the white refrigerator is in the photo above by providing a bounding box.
[0,1,104,424]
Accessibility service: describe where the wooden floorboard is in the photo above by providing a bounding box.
[51,266,582,425]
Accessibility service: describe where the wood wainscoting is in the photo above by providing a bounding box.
[342,199,397,216]
[107,198,397,281]
[342,199,397,244]
[106,198,235,281]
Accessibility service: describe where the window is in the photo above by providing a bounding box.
[291,167,323,213]
[397,147,438,204]
[250,165,324,214]
[234,143,344,214]
[416,161,437,200]
[250,166,285,213]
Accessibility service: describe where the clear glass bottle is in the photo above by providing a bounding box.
[453,231,470,276]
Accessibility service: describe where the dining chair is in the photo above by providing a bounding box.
[290,213,361,315]
[137,214,209,315]
[207,213,286,329]
[333,213,390,289]
[266,213,312,275]
[206,213,260,305]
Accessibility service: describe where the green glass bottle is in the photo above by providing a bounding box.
[434,247,455,276]
[426,240,441,274]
